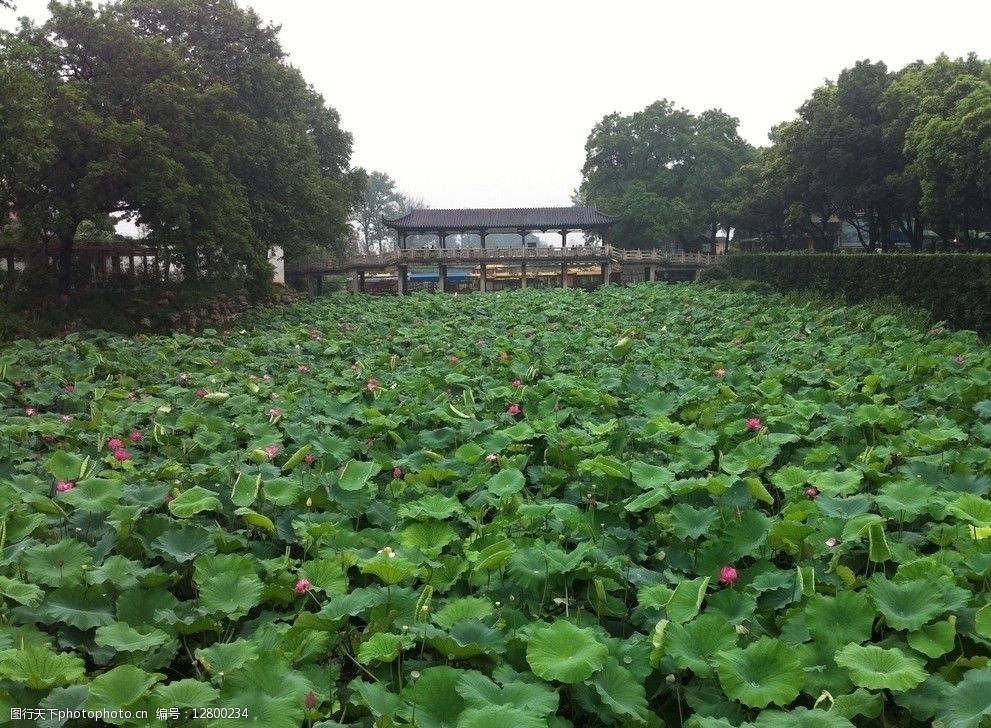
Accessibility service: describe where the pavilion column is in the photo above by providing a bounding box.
[647,265,656,282]
[560,261,569,288]
[316,275,323,296]
[112,254,121,275]
[479,263,487,293]
[601,260,612,286]
[439,232,446,250]
[397,265,408,296]
[350,270,361,294]
[480,230,487,249]
[400,234,407,250]
[520,261,527,289]
[358,270,366,293]
[438,264,447,293]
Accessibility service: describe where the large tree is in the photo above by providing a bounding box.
[2,0,360,291]
[578,100,752,250]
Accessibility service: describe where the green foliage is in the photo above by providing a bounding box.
[2,284,990,725]
[724,253,991,336]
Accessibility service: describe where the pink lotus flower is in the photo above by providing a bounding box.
[164,492,174,505]
[129,430,143,443]
[269,407,283,419]
[351,363,360,374]
[805,486,820,498]
[64,384,75,394]
[499,352,510,362]
[56,480,75,493]
[304,691,317,709]
[713,368,726,378]
[507,403,521,416]
[309,330,322,341]
[719,565,738,585]
[264,444,280,459]
[365,438,375,449]
[449,355,460,365]
[263,374,272,381]
[249,374,259,382]
[60,414,73,423]
[297,364,311,374]
[304,453,316,466]
[511,378,523,388]
[294,578,311,595]
[930,327,943,336]
[108,438,124,451]
[24,407,37,417]
[366,378,379,392]
[825,537,839,548]
[128,392,139,402]
[196,388,208,398]
[486,453,499,463]
[954,354,966,364]
[113,449,131,462]
[179,372,190,382]
[733,338,743,347]
[270,392,280,399]
[746,417,762,431]
[392,467,403,479]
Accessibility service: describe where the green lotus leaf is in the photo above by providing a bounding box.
[357,632,408,665]
[59,477,123,513]
[907,618,956,658]
[433,597,494,629]
[151,679,220,708]
[360,554,419,585]
[22,539,92,587]
[168,486,222,518]
[868,576,966,631]
[804,591,874,647]
[85,665,164,712]
[935,666,991,728]
[195,639,258,675]
[338,459,380,491]
[152,526,217,563]
[591,659,649,721]
[946,494,991,526]
[298,558,348,595]
[811,469,863,496]
[400,520,457,556]
[834,644,927,692]
[36,587,115,630]
[666,576,711,623]
[486,468,525,498]
[0,574,44,606]
[976,604,991,639]
[715,637,804,708]
[750,708,855,727]
[457,705,546,728]
[95,622,170,653]
[669,504,720,540]
[46,450,87,482]
[349,678,403,718]
[873,480,935,518]
[664,613,738,677]
[0,645,86,689]
[455,670,558,717]
[630,461,675,490]
[526,620,608,683]
[399,665,465,728]
[196,570,264,617]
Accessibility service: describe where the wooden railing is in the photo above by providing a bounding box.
[286,246,719,273]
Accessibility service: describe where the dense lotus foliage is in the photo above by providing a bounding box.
[2,284,991,727]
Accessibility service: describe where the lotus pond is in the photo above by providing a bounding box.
[1,284,991,728]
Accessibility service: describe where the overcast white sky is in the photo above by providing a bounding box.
[4,0,991,209]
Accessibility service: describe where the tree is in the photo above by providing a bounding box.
[717,145,795,250]
[2,0,360,292]
[578,100,752,250]
[899,55,991,249]
[352,170,405,254]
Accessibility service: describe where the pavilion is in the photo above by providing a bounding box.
[382,206,620,250]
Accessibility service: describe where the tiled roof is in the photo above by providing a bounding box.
[383,206,619,232]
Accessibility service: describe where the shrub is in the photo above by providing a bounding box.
[725,254,991,335]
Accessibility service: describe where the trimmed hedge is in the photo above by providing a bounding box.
[723,253,991,336]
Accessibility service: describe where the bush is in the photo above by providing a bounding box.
[695,264,731,283]
[725,254,991,335]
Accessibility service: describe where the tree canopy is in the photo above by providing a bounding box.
[0,0,361,291]
[578,101,753,250]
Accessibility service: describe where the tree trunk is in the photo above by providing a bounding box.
[57,221,80,293]
[183,240,198,283]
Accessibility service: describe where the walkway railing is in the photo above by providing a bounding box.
[286,246,718,274]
